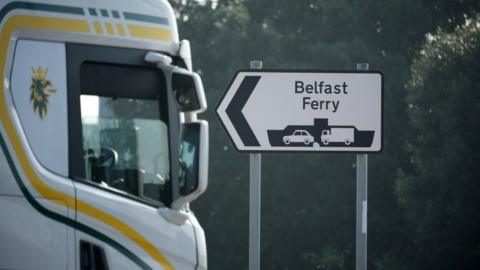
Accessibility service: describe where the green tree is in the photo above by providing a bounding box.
[397,16,480,270]
[170,1,480,269]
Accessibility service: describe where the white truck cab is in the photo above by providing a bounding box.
[0,1,208,269]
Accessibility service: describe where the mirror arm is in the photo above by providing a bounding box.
[179,39,192,71]
[144,52,172,66]
[184,112,197,122]
[158,207,189,225]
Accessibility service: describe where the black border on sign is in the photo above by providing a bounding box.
[215,69,384,154]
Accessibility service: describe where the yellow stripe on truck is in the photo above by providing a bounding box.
[0,15,90,208]
[93,21,103,34]
[104,22,114,35]
[128,24,172,41]
[116,23,126,36]
[77,200,175,269]
[0,15,174,270]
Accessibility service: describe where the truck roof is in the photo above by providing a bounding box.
[0,0,180,55]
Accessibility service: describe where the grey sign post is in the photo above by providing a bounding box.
[249,60,262,270]
[356,62,369,270]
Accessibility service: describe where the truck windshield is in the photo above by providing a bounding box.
[79,62,170,204]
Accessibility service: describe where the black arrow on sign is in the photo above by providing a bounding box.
[225,76,261,146]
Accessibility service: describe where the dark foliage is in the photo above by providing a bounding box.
[169,0,480,269]
[397,17,480,270]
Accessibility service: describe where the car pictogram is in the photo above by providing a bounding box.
[283,129,314,145]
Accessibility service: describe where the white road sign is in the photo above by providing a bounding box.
[216,70,383,152]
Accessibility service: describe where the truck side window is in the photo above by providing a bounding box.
[79,62,170,204]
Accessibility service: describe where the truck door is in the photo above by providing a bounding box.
[0,39,75,270]
[67,44,197,270]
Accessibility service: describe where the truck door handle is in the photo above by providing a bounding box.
[80,240,109,270]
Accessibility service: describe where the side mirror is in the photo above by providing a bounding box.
[144,51,206,113]
[171,69,207,113]
[171,121,209,210]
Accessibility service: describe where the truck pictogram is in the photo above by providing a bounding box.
[321,128,354,145]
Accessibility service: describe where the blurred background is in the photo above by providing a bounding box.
[170,0,480,269]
